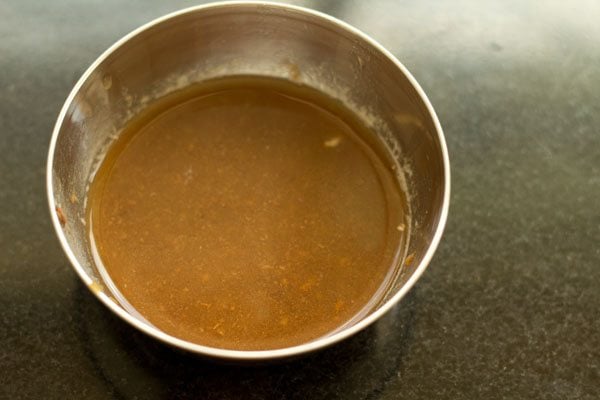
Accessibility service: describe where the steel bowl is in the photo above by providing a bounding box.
[47,1,450,361]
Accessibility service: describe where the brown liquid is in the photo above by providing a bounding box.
[88,76,407,350]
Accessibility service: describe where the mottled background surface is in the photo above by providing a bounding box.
[1,1,598,398]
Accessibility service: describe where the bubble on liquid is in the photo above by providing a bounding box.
[102,74,112,90]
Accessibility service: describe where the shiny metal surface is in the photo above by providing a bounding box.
[47,1,449,360]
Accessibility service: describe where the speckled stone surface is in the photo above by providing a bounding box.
[1,1,599,398]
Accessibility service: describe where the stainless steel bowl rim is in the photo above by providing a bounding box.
[46,1,450,361]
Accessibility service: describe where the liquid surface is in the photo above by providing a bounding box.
[89,77,407,350]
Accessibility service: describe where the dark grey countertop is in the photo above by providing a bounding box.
[1,0,599,398]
